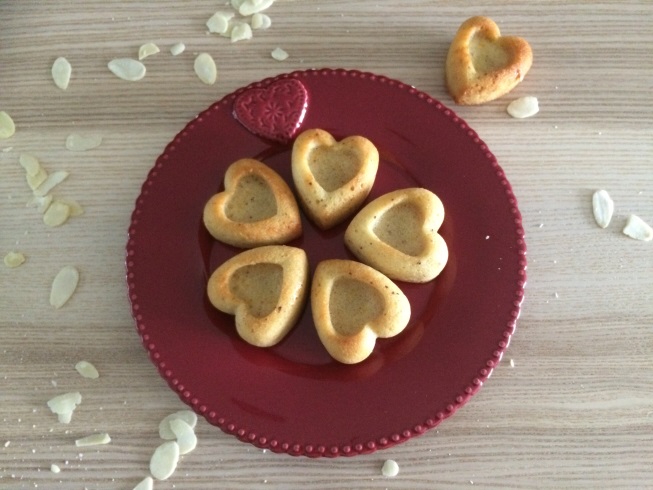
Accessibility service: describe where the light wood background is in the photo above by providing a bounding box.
[1,1,652,489]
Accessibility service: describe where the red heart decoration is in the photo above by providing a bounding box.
[233,78,309,143]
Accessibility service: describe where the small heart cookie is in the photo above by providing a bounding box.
[207,245,309,347]
[445,16,533,105]
[233,78,308,143]
[311,259,411,364]
[291,128,379,230]
[344,188,448,283]
[203,158,302,248]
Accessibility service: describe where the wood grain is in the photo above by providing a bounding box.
[1,1,652,488]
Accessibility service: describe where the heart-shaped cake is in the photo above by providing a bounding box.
[203,158,302,248]
[207,245,309,347]
[445,15,532,105]
[311,259,411,364]
[291,128,379,230]
[344,188,448,283]
[233,78,308,143]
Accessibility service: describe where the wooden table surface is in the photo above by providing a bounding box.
[1,1,652,489]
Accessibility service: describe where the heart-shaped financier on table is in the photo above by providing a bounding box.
[203,158,302,248]
[445,15,533,105]
[344,188,448,283]
[311,259,411,364]
[291,128,379,230]
[233,78,309,143]
[207,245,309,347]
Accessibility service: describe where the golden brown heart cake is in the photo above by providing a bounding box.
[291,128,379,230]
[311,259,411,364]
[446,16,533,105]
[344,188,448,283]
[207,245,309,347]
[203,158,302,248]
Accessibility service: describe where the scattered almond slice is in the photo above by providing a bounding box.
[150,441,180,481]
[230,22,253,42]
[158,410,198,440]
[43,200,71,227]
[27,194,54,214]
[207,11,234,34]
[169,418,197,455]
[75,433,111,447]
[56,198,84,217]
[230,0,245,9]
[108,58,146,81]
[0,111,16,139]
[46,392,82,424]
[138,42,160,60]
[251,12,271,30]
[50,265,79,309]
[271,47,288,61]
[51,57,72,90]
[193,53,217,85]
[592,190,614,228]
[3,251,26,268]
[239,0,274,16]
[26,168,49,191]
[170,42,185,56]
[133,476,154,490]
[622,214,653,241]
[65,133,102,151]
[50,464,61,474]
[33,170,69,197]
[19,153,43,177]
[507,96,539,119]
[75,361,99,379]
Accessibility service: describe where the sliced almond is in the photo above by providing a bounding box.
[26,168,49,191]
[507,96,539,119]
[43,201,71,227]
[239,0,274,16]
[592,189,614,228]
[251,13,271,30]
[622,214,653,241]
[3,251,26,268]
[75,360,99,379]
[193,53,217,85]
[230,22,253,42]
[108,58,146,81]
[0,111,16,139]
[50,265,79,309]
[230,0,245,9]
[19,153,43,177]
[170,42,185,56]
[34,170,69,197]
[133,476,154,490]
[169,418,197,455]
[50,464,61,474]
[158,410,198,440]
[47,392,82,423]
[138,42,160,60]
[27,194,54,214]
[65,133,102,151]
[51,57,72,90]
[56,198,84,217]
[150,441,180,481]
[75,433,111,447]
[271,47,288,61]
[207,11,234,34]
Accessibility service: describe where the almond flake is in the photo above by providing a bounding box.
[622,214,653,241]
[108,58,146,81]
[207,11,234,34]
[271,47,288,61]
[0,111,16,139]
[230,0,245,9]
[65,133,102,151]
[592,189,614,228]
[170,42,185,56]
[251,13,271,30]
[75,433,111,447]
[26,168,49,191]
[50,464,61,474]
[27,194,54,214]
[138,42,160,60]
[3,251,26,268]
[19,153,43,177]
[51,57,72,90]
[50,265,79,309]
[159,410,198,440]
[75,361,99,379]
[230,22,253,42]
[56,198,84,217]
[150,441,180,481]
[193,53,217,85]
[34,170,69,197]
[133,476,154,490]
[239,0,274,16]
[43,201,71,227]
[507,96,539,119]
[47,392,82,423]
[169,418,197,455]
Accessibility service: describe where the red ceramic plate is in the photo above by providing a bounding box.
[126,69,527,458]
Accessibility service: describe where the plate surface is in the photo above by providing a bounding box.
[126,69,527,458]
